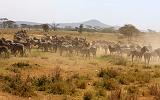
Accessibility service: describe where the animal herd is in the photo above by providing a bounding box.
[1,30,160,67]
[92,40,160,67]
[0,30,97,58]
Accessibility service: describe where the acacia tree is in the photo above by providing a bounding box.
[52,23,59,31]
[0,18,17,28]
[21,24,28,29]
[119,24,139,41]
[78,24,83,34]
[42,24,49,32]
[0,18,8,28]
[21,24,32,30]
[48,23,59,31]
[3,20,16,28]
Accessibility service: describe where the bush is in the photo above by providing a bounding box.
[51,66,62,81]
[2,74,34,97]
[127,86,139,94]
[154,65,160,68]
[124,94,138,100]
[103,79,119,90]
[12,62,31,69]
[32,70,76,95]
[153,71,160,78]
[96,88,106,97]
[136,71,151,84]
[116,74,129,85]
[97,68,120,79]
[76,79,87,89]
[95,79,119,90]
[114,57,127,66]
[148,83,160,98]
[83,91,93,100]
[9,67,21,73]
[108,89,122,100]
[68,73,89,89]
[32,75,50,91]
[118,70,151,84]
[47,81,76,95]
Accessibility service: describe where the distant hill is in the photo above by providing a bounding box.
[16,21,41,25]
[58,19,111,28]
[83,19,110,27]
[15,19,120,29]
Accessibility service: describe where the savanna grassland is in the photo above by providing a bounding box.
[1,29,160,100]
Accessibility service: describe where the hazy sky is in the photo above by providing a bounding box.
[0,0,160,31]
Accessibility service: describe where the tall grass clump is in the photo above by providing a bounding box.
[83,91,94,100]
[2,74,34,97]
[148,83,160,99]
[97,68,120,79]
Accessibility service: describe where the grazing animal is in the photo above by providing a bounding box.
[108,45,121,55]
[150,50,159,62]
[0,46,9,58]
[155,48,160,59]
[80,47,90,58]
[129,46,149,65]
[10,43,25,57]
[144,52,151,67]
[59,44,73,56]
[89,46,97,57]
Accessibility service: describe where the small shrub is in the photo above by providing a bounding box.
[136,71,151,84]
[2,74,34,97]
[116,74,129,85]
[62,95,71,100]
[97,68,107,78]
[114,57,127,66]
[148,84,160,96]
[98,55,114,61]
[68,73,89,89]
[155,65,160,68]
[127,86,139,94]
[47,81,76,95]
[97,68,120,79]
[103,79,119,90]
[76,79,87,89]
[9,67,21,73]
[83,91,93,100]
[153,71,160,78]
[12,62,31,69]
[148,84,160,100]
[108,89,122,100]
[32,75,50,91]
[121,70,151,84]
[96,88,106,97]
[125,73,136,83]
[95,79,119,90]
[51,66,62,81]
[125,94,138,100]
[71,73,80,79]
[41,57,48,59]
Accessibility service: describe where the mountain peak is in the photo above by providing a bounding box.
[83,19,109,27]
[84,19,101,23]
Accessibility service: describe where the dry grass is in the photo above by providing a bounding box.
[0,29,160,100]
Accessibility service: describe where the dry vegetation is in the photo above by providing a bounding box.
[0,29,160,100]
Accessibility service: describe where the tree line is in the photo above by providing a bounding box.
[0,18,157,40]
